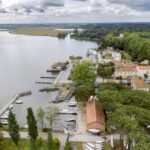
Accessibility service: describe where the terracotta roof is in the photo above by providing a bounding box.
[107,79,115,83]
[52,62,64,67]
[116,68,138,72]
[86,99,105,126]
[139,66,150,70]
[131,77,150,88]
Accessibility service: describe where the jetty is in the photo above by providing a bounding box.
[0,91,31,117]
[35,81,52,84]
[40,76,56,79]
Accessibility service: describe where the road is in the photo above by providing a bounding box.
[2,131,122,149]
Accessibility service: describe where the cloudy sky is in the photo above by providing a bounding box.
[0,0,150,23]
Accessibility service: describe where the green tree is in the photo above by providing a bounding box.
[37,107,45,129]
[53,138,61,150]
[71,60,97,85]
[8,111,20,145]
[97,62,115,81]
[47,129,54,150]
[144,74,148,81]
[27,107,38,149]
[46,106,60,129]
[74,82,95,103]
[64,134,71,150]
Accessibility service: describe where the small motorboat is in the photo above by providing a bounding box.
[68,102,77,107]
[65,118,76,122]
[2,120,8,125]
[60,109,68,114]
[0,114,8,119]
[68,111,78,115]
[9,104,13,109]
[15,100,23,104]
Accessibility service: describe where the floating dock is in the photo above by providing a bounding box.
[0,91,32,117]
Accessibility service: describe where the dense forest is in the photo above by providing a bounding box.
[71,23,150,62]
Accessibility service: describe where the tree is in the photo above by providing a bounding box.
[47,129,54,150]
[8,111,20,145]
[37,107,45,129]
[144,74,148,81]
[36,137,44,148]
[64,134,71,150]
[46,106,60,129]
[53,138,61,150]
[71,60,97,85]
[97,62,115,81]
[27,107,38,145]
[74,82,95,103]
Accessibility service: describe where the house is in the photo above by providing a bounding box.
[138,66,150,80]
[131,77,150,91]
[86,99,105,133]
[115,64,139,79]
[51,62,65,70]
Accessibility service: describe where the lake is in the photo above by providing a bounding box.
[0,31,98,127]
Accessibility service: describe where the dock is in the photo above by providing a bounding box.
[40,76,56,79]
[35,81,52,84]
[0,91,32,117]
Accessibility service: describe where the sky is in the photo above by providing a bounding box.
[0,0,150,23]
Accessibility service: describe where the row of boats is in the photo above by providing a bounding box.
[84,140,105,150]
[0,100,23,125]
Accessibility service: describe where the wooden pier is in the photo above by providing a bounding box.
[0,91,32,117]
[35,81,52,84]
[40,76,56,79]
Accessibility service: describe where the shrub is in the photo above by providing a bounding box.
[36,137,44,148]
[53,138,61,150]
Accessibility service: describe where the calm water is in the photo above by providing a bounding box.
[0,31,98,126]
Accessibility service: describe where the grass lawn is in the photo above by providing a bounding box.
[2,138,30,150]
[2,138,48,150]
[58,88,71,99]
[10,28,70,37]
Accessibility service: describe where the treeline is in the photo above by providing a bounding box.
[102,32,150,62]
[71,23,150,43]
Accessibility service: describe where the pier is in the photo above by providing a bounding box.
[35,81,52,84]
[0,91,31,117]
[40,76,56,79]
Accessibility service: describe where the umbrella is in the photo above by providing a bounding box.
[123,138,126,147]
[126,144,129,149]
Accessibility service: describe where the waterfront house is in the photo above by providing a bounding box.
[86,99,105,133]
[52,62,65,70]
[131,77,150,91]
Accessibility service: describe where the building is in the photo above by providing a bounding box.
[51,62,65,70]
[86,99,105,133]
[138,66,150,80]
[115,64,139,79]
[131,77,150,91]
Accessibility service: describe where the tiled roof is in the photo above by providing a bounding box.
[131,77,150,88]
[116,68,138,72]
[86,99,105,126]
[139,66,150,70]
[52,62,64,67]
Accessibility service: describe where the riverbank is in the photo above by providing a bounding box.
[10,28,71,37]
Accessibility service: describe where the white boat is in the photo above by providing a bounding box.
[87,143,95,148]
[0,114,8,119]
[85,145,94,150]
[15,100,23,104]
[68,102,77,107]
[60,109,68,114]
[65,118,76,122]
[68,111,78,115]
[2,120,8,125]
[9,104,13,109]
